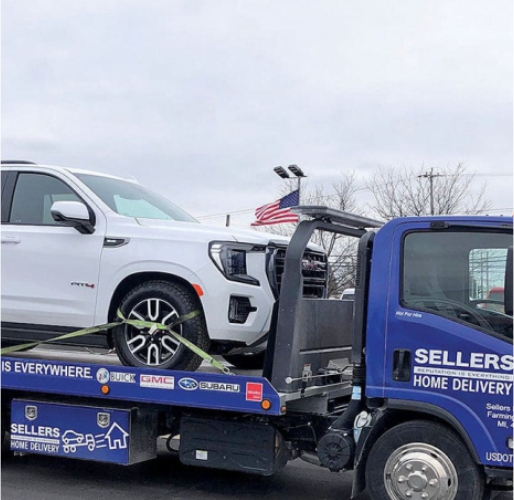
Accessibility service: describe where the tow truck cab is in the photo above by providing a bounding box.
[351,214,513,497]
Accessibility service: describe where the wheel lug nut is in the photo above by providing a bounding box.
[406,464,413,471]
[429,479,438,487]
[421,493,429,499]
[421,466,427,472]
[405,491,413,498]
[398,475,406,484]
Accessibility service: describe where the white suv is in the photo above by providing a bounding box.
[1,162,327,370]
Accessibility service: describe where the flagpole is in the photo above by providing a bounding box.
[287,165,306,207]
[273,163,307,213]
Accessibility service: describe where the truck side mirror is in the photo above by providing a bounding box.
[51,200,95,234]
[505,246,513,316]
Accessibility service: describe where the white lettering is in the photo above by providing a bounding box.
[413,375,449,390]
[11,424,60,438]
[469,352,484,368]
[484,353,500,370]
[12,362,92,379]
[414,349,429,364]
[486,452,513,463]
[500,355,514,371]
[30,442,59,453]
[199,381,240,393]
[452,378,512,396]
[414,350,512,372]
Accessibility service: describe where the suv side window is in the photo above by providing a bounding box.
[9,172,81,226]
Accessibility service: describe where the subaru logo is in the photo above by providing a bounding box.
[179,377,198,391]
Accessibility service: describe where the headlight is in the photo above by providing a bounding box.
[209,242,265,285]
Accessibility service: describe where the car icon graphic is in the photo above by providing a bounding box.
[62,430,96,453]
[62,430,84,445]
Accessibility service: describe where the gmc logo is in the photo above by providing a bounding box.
[140,374,175,389]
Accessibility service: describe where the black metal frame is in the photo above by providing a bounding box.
[264,206,382,394]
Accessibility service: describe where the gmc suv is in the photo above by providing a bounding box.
[1,161,327,370]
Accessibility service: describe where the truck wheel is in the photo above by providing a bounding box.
[222,351,266,370]
[113,281,209,371]
[365,420,484,500]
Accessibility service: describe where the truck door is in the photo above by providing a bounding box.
[382,222,513,470]
[1,170,106,332]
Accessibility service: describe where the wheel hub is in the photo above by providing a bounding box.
[385,444,458,500]
[125,298,182,366]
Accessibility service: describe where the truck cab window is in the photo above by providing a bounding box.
[402,230,513,340]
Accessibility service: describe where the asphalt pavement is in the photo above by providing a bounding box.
[1,438,367,500]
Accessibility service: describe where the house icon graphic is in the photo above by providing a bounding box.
[104,423,129,450]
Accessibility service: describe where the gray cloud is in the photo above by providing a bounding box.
[2,0,512,224]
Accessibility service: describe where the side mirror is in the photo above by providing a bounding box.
[505,246,513,316]
[51,201,95,234]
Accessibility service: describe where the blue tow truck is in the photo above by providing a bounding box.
[2,207,512,500]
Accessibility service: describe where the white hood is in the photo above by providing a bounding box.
[133,217,291,245]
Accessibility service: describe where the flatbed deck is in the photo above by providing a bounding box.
[2,347,352,417]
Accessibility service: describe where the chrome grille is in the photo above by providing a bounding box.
[269,246,328,298]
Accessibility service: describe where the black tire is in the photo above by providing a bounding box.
[365,420,484,500]
[113,280,209,371]
[222,351,266,370]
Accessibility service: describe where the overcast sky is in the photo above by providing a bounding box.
[2,0,512,227]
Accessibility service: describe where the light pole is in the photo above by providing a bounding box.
[273,164,307,204]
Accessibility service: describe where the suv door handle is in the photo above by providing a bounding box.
[1,237,21,244]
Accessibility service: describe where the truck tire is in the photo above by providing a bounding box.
[113,281,209,371]
[365,420,484,500]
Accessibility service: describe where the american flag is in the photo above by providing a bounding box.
[251,190,299,226]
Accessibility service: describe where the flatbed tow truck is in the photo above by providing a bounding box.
[2,207,513,500]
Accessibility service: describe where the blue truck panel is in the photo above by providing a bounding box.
[11,400,141,464]
[1,357,283,416]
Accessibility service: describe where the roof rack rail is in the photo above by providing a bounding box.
[1,160,38,165]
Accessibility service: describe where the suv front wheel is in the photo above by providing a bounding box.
[113,280,209,371]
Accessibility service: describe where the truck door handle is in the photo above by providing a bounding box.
[1,237,21,244]
[393,349,411,382]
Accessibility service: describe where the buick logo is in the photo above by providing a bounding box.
[179,377,198,391]
[96,368,110,384]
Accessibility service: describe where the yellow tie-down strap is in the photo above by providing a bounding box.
[0,310,232,375]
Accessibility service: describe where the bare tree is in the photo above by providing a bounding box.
[366,163,491,219]
[303,176,362,297]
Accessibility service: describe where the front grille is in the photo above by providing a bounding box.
[268,246,328,298]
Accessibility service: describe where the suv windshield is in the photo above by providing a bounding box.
[77,174,198,222]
